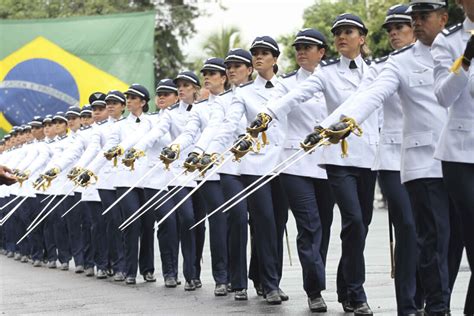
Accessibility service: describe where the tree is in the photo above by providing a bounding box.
[279,0,465,72]
[0,0,200,81]
[202,26,244,58]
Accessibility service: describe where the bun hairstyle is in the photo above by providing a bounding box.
[142,102,149,113]
[272,64,279,74]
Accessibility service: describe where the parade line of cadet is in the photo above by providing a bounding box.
[0,0,473,315]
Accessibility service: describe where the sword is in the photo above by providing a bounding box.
[0,195,29,226]
[17,184,78,245]
[27,192,59,231]
[40,194,53,204]
[284,226,293,266]
[101,163,162,215]
[61,199,82,218]
[120,170,198,231]
[118,168,187,230]
[154,155,233,230]
[0,195,21,210]
[189,149,303,230]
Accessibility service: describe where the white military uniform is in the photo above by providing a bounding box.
[431,19,474,163]
[321,42,449,183]
[266,55,378,169]
[270,68,328,178]
[202,88,247,176]
[134,101,197,188]
[43,134,73,195]
[209,75,286,176]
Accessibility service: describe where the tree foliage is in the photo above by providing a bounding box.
[0,0,200,81]
[202,26,244,58]
[279,0,465,72]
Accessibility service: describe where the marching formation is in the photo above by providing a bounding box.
[0,0,473,315]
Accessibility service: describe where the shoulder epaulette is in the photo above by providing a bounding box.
[195,98,208,105]
[168,102,179,111]
[239,80,254,88]
[147,111,159,115]
[58,135,68,140]
[374,55,389,64]
[320,58,340,67]
[80,125,92,131]
[47,139,55,144]
[391,43,414,56]
[442,23,462,36]
[97,119,108,125]
[219,89,232,96]
[26,140,34,145]
[116,117,126,122]
[364,59,372,66]
[281,70,297,79]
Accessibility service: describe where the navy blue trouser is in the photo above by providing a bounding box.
[241,175,288,293]
[280,173,334,298]
[404,178,452,314]
[442,161,474,314]
[248,212,261,287]
[379,171,423,315]
[43,196,60,262]
[220,173,248,290]
[30,194,47,261]
[81,199,95,269]
[116,187,154,278]
[98,189,125,274]
[17,197,34,257]
[192,189,206,281]
[198,180,228,285]
[86,200,108,270]
[325,165,376,304]
[62,195,84,266]
[144,188,178,279]
[3,195,18,253]
[170,186,196,282]
[54,196,72,264]
[0,198,5,249]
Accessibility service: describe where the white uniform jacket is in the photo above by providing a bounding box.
[134,101,197,188]
[200,88,246,176]
[171,94,220,181]
[432,19,474,164]
[321,41,449,183]
[43,134,74,195]
[266,55,378,169]
[365,57,404,171]
[271,68,328,179]
[207,75,286,176]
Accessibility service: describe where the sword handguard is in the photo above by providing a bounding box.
[230,134,255,162]
[324,117,363,158]
[75,169,98,187]
[197,153,220,177]
[160,144,180,170]
[15,170,30,188]
[183,152,201,174]
[67,167,83,181]
[122,148,145,171]
[247,113,272,151]
[43,167,60,189]
[104,146,124,167]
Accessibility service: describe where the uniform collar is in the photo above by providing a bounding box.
[127,112,144,122]
[179,100,192,111]
[209,93,217,103]
[297,67,312,80]
[340,54,364,70]
[255,74,278,88]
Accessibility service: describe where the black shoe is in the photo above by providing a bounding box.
[143,272,156,282]
[193,279,202,288]
[164,277,177,288]
[278,288,289,301]
[114,272,125,282]
[125,277,136,285]
[75,265,84,273]
[214,284,228,296]
[227,283,234,293]
[85,267,94,276]
[308,296,327,312]
[234,289,248,301]
[354,302,373,316]
[184,280,196,291]
[341,300,354,312]
[106,268,114,277]
[265,290,282,305]
[254,283,264,296]
[96,269,107,279]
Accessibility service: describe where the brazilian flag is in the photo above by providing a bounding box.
[0,11,155,135]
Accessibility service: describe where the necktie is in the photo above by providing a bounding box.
[265,81,274,89]
[186,104,192,111]
[349,60,358,69]
[136,117,140,123]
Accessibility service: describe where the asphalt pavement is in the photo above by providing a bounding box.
[0,205,470,315]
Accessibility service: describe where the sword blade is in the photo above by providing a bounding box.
[17,185,77,245]
[121,170,197,231]
[40,194,53,204]
[220,145,320,214]
[27,192,59,231]
[0,195,21,210]
[61,199,82,218]
[154,155,233,230]
[118,168,188,229]
[189,148,304,230]
[101,163,161,216]
[0,195,29,226]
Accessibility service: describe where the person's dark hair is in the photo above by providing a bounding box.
[272,64,279,74]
